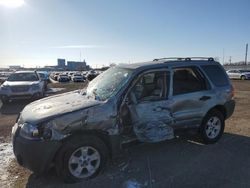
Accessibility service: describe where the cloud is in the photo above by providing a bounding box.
[50,45,105,49]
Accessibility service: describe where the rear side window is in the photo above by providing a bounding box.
[173,67,207,95]
[201,65,229,87]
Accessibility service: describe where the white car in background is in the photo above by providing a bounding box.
[0,71,45,103]
[71,73,85,82]
[226,69,250,80]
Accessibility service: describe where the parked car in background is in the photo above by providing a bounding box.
[226,69,250,80]
[87,70,98,81]
[58,74,70,82]
[0,71,45,103]
[12,57,235,183]
[71,73,85,82]
[38,71,49,90]
[68,72,74,80]
[0,71,12,84]
[52,72,60,81]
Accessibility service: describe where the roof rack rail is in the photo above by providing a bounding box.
[153,57,214,62]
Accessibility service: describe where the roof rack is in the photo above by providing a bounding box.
[153,57,214,62]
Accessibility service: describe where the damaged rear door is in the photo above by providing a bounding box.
[127,70,174,143]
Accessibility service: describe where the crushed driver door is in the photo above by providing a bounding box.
[127,70,174,143]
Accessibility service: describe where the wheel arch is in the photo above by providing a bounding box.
[205,105,227,120]
[53,130,114,166]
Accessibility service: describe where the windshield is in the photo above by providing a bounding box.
[7,73,39,81]
[86,67,132,101]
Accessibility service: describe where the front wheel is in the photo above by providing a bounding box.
[200,109,225,144]
[55,135,109,183]
[241,75,246,80]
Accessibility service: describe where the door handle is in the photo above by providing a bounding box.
[199,96,211,101]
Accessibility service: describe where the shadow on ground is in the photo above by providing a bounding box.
[20,133,250,188]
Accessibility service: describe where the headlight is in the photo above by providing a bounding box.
[19,123,40,140]
[40,120,67,141]
[31,84,40,90]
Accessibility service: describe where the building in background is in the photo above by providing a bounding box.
[57,59,66,69]
[9,65,22,70]
[67,60,87,71]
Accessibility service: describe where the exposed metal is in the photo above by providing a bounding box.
[128,101,174,143]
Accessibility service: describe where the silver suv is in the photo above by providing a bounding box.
[0,71,45,103]
[226,69,250,80]
[12,57,235,183]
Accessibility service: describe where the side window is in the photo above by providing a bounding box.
[131,71,167,102]
[201,65,229,87]
[173,67,207,95]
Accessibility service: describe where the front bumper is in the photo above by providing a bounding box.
[12,125,62,174]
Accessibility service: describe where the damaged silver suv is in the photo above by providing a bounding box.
[12,57,235,183]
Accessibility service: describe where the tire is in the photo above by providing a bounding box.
[55,135,109,183]
[241,75,246,80]
[199,109,225,144]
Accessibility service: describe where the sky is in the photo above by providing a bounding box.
[0,0,250,68]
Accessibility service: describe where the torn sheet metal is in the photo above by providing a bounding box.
[133,121,174,143]
[129,101,174,143]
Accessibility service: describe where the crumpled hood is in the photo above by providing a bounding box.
[20,90,102,124]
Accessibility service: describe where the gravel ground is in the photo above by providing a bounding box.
[0,80,250,188]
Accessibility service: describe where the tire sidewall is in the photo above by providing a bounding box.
[56,136,108,183]
[241,75,246,80]
[200,110,225,144]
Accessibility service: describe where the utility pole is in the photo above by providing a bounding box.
[229,56,232,64]
[245,43,248,65]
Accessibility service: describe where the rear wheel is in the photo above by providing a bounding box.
[56,135,109,183]
[200,109,225,144]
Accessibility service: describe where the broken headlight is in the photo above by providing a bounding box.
[40,120,67,141]
[19,123,40,140]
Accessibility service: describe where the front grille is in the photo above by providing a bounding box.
[11,85,30,92]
